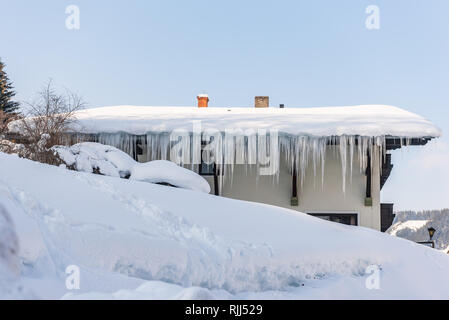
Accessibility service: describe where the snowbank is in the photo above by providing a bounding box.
[54,142,136,178]
[0,205,19,275]
[1,152,449,299]
[0,199,34,299]
[53,142,210,193]
[130,160,210,193]
[63,105,441,138]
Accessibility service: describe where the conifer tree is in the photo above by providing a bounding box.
[0,59,19,114]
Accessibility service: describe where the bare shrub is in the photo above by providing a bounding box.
[17,81,85,164]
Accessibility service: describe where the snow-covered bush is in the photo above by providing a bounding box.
[0,110,23,155]
[0,139,25,155]
[54,142,136,178]
[53,142,210,193]
[1,133,64,165]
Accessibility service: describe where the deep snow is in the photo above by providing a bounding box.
[66,105,441,138]
[53,142,210,193]
[1,152,449,299]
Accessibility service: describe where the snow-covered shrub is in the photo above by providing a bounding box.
[53,142,211,193]
[0,110,23,155]
[0,139,25,155]
[0,110,19,136]
[54,142,136,178]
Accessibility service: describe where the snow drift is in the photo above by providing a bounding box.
[130,160,210,193]
[1,152,449,299]
[0,199,35,299]
[53,142,210,193]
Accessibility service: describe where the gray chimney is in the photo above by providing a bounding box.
[255,96,269,108]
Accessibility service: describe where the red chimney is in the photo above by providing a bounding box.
[197,94,209,108]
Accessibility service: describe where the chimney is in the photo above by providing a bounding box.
[197,94,209,108]
[255,96,269,108]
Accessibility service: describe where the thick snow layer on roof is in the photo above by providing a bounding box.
[71,105,441,138]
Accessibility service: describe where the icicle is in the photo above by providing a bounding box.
[339,135,348,194]
[348,136,355,184]
[320,137,327,189]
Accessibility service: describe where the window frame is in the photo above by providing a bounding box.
[307,212,359,226]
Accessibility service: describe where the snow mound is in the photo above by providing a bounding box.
[54,142,136,178]
[0,199,35,299]
[0,204,20,276]
[1,152,449,299]
[63,281,221,300]
[53,142,210,193]
[130,160,211,193]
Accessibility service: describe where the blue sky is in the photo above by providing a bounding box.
[1,0,448,210]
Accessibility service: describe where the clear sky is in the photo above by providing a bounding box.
[1,0,448,210]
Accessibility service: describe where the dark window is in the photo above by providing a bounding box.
[199,162,215,176]
[308,213,358,226]
[136,137,143,156]
[380,203,395,232]
[199,140,215,176]
[133,136,144,161]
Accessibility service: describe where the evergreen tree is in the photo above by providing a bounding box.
[0,59,19,114]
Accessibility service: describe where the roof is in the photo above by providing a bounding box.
[72,105,441,138]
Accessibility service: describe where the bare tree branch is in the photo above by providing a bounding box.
[15,80,86,164]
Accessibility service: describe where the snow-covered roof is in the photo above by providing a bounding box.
[72,105,441,138]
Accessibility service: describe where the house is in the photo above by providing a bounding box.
[66,95,441,231]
